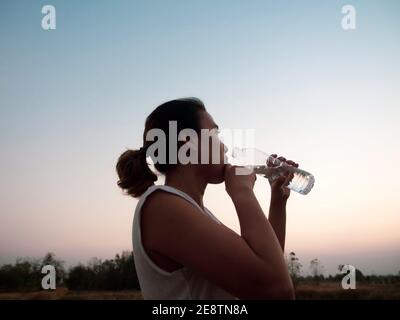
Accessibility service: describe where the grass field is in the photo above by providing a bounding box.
[1,282,399,300]
[0,288,143,300]
[295,282,400,300]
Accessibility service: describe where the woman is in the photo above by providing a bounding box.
[116,98,297,300]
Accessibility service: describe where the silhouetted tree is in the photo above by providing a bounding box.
[0,259,40,291]
[287,252,302,288]
[337,264,366,283]
[309,259,324,284]
[65,264,96,290]
[65,251,140,291]
[41,252,65,286]
[0,253,64,291]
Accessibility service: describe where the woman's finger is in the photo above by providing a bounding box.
[288,161,299,168]
[279,157,299,167]
[267,154,279,167]
[268,155,300,170]
[287,160,299,167]
[283,172,294,186]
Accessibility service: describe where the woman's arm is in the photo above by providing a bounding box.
[141,165,294,299]
[268,197,287,252]
[267,155,299,252]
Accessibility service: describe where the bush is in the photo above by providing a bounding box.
[0,253,64,291]
[65,251,140,291]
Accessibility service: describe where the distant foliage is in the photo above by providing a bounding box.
[309,258,324,282]
[286,252,302,287]
[0,251,139,291]
[65,251,140,291]
[0,253,65,291]
[1,251,399,292]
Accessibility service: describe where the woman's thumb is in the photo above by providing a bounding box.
[275,175,286,187]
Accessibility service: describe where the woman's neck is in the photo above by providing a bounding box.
[164,167,207,210]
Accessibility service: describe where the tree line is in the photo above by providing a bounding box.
[286,252,400,287]
[0,251,399,291]
[0,251,140,291]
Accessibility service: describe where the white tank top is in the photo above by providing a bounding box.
[132,184,238,300]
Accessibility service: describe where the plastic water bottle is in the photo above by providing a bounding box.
[230,147,315,195]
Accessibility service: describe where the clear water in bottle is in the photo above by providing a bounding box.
[231,147,315,195]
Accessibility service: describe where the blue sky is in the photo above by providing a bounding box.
[1,0,399,275]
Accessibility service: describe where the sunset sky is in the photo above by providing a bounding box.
[1,0,399,275]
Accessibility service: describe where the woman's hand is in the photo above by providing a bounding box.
[224,164,257,199]
[267,154,299,202]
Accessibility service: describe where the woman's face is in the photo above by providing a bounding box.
[196,111,228,184]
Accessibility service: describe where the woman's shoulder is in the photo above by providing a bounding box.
[140,188,191,228]
[140,187,203,253]
[143,187,182,210]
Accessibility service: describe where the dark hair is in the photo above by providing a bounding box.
[116,97,206,197]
